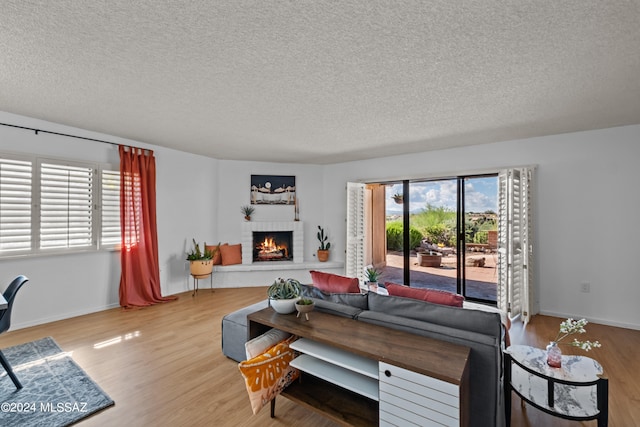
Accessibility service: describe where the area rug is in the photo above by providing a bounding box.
[0,337,114,427]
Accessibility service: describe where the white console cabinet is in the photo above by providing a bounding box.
[380,361,461,426]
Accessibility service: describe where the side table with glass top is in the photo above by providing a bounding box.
[505,345,608,427]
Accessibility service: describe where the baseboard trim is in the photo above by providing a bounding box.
[12,302,121,331]
[538,310,640,331]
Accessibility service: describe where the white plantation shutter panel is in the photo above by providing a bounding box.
[0,158,32,253]
[101,169,121,247]
[39,161,95,250]
[346,182,366,281]
[497,167,534,324]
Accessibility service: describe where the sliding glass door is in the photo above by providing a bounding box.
[461,176,498,302]
[379,175,498,304]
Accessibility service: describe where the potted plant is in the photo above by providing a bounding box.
[267,278,302,314]
[316,225,331,262]
[392,193,404,204]
[365,267,381,291]
[241,205,255,221]
[186,239,216,277]
[295,298,315,321]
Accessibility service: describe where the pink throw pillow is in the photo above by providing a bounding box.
[385,282,464,307]
[309,270,360,293]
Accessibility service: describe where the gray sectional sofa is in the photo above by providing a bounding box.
[222,284,506,427]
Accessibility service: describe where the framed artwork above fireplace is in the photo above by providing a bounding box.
[251,175,296,205]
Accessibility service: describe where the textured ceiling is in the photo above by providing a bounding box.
[1,1,639,164]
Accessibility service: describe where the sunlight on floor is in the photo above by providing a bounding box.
[14,351,72,372]
[93,331,141,349]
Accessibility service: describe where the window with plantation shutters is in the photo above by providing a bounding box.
[0,158,32,253]
[39,161,95,250]
[0,152,120,257]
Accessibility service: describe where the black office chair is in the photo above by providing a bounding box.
[0,275,29,389]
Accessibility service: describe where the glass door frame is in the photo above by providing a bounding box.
[388,173,498,305]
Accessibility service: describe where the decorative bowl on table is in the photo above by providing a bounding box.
[269,297,300,314]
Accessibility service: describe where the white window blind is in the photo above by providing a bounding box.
[345,182,366,282]
[497,167,535,324]
[39,161,95,250]
[1,152,119,257]
[101,169,121,247]
[0,158,32,253]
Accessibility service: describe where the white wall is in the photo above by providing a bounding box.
[324,125,640,330]
[214,160,326,262]
[0,111,216,329]
[3,109,639,331]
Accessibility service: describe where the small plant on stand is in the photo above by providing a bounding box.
[186,239,215,277]
[295,298,315,321]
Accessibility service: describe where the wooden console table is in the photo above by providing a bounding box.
[248,307,471,426]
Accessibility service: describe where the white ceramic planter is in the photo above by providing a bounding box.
[269,297,300,314]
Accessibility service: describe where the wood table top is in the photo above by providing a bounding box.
[248,306,470,385]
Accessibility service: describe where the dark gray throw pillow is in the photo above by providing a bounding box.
[301,284,368,310]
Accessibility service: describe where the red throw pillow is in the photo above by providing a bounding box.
[220,243,242,266]
[205,243,224,265]
[385,282,464,307]
[310,270,360,293]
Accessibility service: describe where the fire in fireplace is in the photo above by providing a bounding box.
[253,231,293,262]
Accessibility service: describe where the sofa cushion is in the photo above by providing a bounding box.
[245,328,291,360]
[300,284,368,310]
[385,282,464,307]
[220,243,242,265]
[309,270,360,293]
[312,299,364,318]
[205,243,223,265]
[238,336,299,414]
[367,291,501,338]
[221,300,269,361]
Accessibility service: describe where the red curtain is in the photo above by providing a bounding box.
[119,146,176,308]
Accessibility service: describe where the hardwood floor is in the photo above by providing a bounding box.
[1,287,638,426]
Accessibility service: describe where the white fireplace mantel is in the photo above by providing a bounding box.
[241,221,304,265]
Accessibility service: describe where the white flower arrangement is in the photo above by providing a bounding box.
[553,318,602,351]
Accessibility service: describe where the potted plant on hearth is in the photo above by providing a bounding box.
[186,239,217,277]
[317,225,331,262]
[241,205,255,221]
[267,278,302,314]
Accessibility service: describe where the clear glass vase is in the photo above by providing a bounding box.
[546,341,562,368]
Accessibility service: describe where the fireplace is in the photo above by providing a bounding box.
[241,221,303,264]
[253,231,293,262]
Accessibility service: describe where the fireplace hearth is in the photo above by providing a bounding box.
[253,231,293,262]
